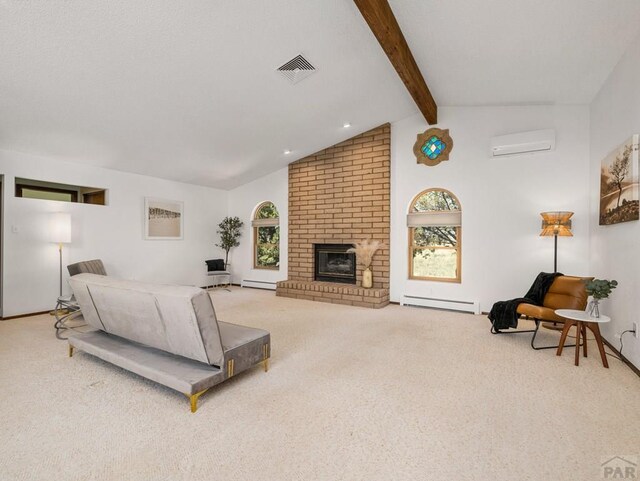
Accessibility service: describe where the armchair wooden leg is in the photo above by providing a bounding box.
[68,344,74,357]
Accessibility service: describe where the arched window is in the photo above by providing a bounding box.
[407,189,461,282]
[252,202,280,269]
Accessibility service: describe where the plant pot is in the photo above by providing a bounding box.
[362,268,373,289]
[587,299,600,318]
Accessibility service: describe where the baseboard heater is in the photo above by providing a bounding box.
[241,279,277,290]
[401,295,480,315]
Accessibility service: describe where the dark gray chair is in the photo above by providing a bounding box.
[55,259,107,338]
[67,259,107,277]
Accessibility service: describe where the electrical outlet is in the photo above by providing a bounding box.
[634,322,639,339]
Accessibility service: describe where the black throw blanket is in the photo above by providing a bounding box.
[488,272,562,331]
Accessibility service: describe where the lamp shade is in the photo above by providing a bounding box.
[540,211,573,237]
[50,212,72,243]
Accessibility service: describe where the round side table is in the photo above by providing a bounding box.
[554,309,610,368]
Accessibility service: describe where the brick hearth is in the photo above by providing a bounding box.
[276,124,390,308]
[276,280,389,308]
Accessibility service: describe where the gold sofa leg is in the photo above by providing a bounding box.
[184,389,209,413]
[68,345,74,357]
[263,344,270,372]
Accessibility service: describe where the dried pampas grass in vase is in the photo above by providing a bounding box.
[347,239,385,288]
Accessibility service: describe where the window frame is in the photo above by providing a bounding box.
[15,178,108,206]
[408,188,462,283]
[253,201,280,270]
[15,183,78,202]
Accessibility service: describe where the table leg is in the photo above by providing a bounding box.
[574,321,581,366]
[557,319,574,356]
[587,322,609,369]
[581,323,588,357]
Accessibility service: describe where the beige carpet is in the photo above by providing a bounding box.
[0,288,638,481]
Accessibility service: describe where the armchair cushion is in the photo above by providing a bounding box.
[516,304,564,323]
[205,259,225,271]
[517,275,593,322]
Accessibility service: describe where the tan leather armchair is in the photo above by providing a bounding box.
[517,275,593,349]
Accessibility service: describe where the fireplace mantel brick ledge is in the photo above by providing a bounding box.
[276,280,390,309]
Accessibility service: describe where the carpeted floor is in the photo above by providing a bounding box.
[0,287,638,481]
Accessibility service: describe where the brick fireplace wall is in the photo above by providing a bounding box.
[276,124,390,307]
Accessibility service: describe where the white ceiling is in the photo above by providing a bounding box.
[390,0,640,106]
[1,0,640,189]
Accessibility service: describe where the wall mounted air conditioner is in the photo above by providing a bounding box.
[490,129,556,157]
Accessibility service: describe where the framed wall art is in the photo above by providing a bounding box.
[144,197,184,240]
[599,134,639,226]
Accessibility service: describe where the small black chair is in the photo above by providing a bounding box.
[205,259,231,291]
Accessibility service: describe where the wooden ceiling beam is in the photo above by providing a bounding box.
[353,0,437,124]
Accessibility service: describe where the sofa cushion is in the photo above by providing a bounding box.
[69,274,224,367]
[69,331,224,395]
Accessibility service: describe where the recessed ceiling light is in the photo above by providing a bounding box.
[343,122,351,128]
[284,150,291,155]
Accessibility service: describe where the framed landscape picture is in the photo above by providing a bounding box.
[144,197,184,240]
[599,134,639,226]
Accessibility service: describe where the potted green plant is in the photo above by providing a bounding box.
[584,278,618,318]
[215,216,244,270]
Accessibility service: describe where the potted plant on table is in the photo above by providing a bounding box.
[347,239,385,289]
[584,278,618,318]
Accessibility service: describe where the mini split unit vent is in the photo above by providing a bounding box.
[276,54,316,84]
[490,129,556,157]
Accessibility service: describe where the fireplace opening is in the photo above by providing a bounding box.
[314,244,356,284]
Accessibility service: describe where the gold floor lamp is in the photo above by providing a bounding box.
[539,211,573,273]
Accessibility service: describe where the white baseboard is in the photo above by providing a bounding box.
[241,280,277,290]
[401,295,480,315]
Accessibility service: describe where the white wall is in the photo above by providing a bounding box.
[227,167,288,286]
[589,31,640,369]
[0,149,227,317]
[390,106,591,312]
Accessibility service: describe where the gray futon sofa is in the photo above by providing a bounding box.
[68,273,270,412]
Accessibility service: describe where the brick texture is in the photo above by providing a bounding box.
[276,280,389,309]
[276,124,391,307]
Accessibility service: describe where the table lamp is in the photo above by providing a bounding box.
[50,212,72,297]
[540,211,573,273]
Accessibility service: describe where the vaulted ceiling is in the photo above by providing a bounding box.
[1,0,640,189]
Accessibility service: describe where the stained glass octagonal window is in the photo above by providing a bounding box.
[413,128,453,166]
[422,136,447,160]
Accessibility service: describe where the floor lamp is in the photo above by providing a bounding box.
[539,211,573,273]
[50,212,72,298]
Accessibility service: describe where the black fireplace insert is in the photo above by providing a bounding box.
[314,244,356,284]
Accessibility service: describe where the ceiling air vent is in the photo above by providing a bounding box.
[276,54,316,84]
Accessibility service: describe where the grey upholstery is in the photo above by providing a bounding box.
[67,259,107,277]
[69,331,224,394]
[69,274,225,366]
[68,274,270,408]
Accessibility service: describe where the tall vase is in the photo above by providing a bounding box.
[587,299,600,318]
[362,267,373,289]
